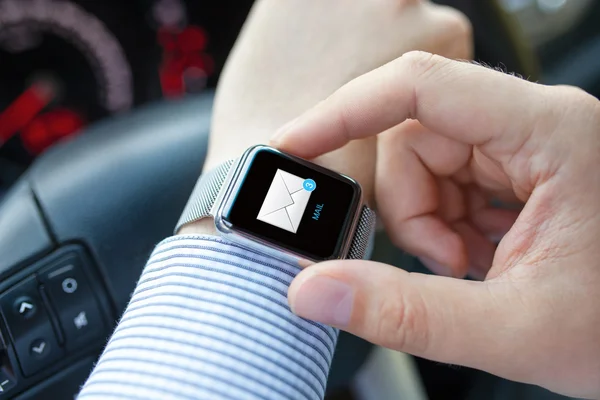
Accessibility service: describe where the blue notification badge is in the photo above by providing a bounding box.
[303,179,316,192]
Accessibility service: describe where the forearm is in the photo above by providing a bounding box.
[78,235,337,400]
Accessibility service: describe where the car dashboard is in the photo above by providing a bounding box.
[0,0,253,196]
[1,1,599,399]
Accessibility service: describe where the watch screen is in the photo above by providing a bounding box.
[225,148,360,260]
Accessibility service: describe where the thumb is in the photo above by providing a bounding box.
[288,260,521,372]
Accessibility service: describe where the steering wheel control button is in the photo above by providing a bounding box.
[13,356,95,400]
[0,380,15,395]
[1,278,43,339]
[0,276,63,377]
[73,311,88,330]
[13,297,36,319]
[61,278,78,294]
[38,254,105,352]
[29,339,48,359]
[0,369,16,396]
[17,330,62,377]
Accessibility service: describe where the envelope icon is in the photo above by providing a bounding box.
[257,169,312,233]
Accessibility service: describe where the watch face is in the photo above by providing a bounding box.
[225,147,361,260]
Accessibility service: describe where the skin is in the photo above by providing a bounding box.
[275,52,600,398]
[202,0,471,200]
[181,0,472,235]
[180,0,600,396]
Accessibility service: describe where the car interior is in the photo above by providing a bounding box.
[0,0,599,399]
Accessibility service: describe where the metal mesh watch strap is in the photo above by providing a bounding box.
[175,160,236,234]
[175,160,376,260]
[347,206,377,260]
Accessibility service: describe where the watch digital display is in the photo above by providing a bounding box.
[225,148,361,260]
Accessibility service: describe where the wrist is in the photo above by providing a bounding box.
[177,218,218,236]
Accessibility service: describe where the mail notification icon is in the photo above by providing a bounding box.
[257,169,313,233]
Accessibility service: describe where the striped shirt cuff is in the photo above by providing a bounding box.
[78,235,338,400]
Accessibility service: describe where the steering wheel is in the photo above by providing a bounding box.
[0,3,535,399]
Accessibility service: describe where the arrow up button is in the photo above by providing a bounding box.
[19,302,33,314]
[14,296,36,318]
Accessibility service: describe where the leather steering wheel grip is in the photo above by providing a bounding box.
[0,93,214,311]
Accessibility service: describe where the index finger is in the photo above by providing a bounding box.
[272,51,550,164]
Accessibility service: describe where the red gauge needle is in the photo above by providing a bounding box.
[0,81,55,146]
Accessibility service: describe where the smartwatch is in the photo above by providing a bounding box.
[175,145,376,262]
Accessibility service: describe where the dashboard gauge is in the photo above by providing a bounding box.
[153,0,214,97]
[153,0,188,29]
[0,0,254,192]
[0,0,133,113]
[0,0,133,173]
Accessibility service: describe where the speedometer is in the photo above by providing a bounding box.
[0,0,249,194]
[0,0,133,113]
[0,0,133,171]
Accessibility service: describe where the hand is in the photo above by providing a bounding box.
[203,0,472,207]
[275,52,600,398]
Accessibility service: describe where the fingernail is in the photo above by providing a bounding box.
[290,275,354,327]
[270,117,299,145]
[418,257,452,277]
